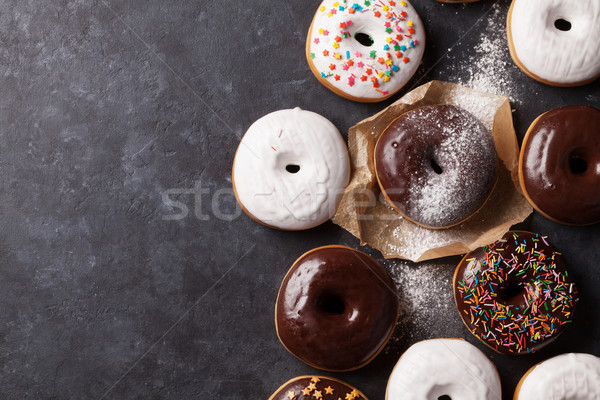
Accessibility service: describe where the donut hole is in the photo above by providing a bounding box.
[499,281,524,300]
[438,396,452,400]
[554,18,572,32]
[316,291,346,315]
[285,164,301,174]
[355,32,374,47]
[568,154,588,175]
[430,158,443,175]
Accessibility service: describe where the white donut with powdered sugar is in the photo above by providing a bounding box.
[515,353,600,400]
[232,108,350,230]
[508,0,600,86]
[307,0,426,102]
[386,339,502,400]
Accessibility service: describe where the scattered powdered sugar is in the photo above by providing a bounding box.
[388,224,459,261]
[382,258,465,353]
[447,3,519,104]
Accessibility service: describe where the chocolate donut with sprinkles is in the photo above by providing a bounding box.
[453,231,579,355]
[306,0,425,102]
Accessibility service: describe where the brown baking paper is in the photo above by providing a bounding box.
[333,80,532,262]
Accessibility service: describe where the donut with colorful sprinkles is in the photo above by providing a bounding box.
[306,0,426,102]
[453,231,579,355]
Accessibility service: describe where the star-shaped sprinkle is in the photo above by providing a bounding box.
[313,390,323,399]
[287,390,295,399]
[311,377,321,383]
[302,387,312,396]
[324,386,334,395]
[308,383,317,391]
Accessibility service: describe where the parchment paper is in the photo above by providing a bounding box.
[333,80,532,262]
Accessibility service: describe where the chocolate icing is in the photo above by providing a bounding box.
[454,231,579,355]
[269,376,367,400]
[520,105,600,225]
[275,246,398,371]
[374,104,497,228]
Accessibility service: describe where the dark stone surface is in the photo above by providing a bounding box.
[0,0,598,399]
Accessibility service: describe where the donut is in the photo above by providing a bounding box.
[507,0,600,86]
[275,245,399,371]
[519,105,600,226]
[268,376,368,400]
[514,353,600,400]
[386,339,502,400]
[232,108,350,230]
[306,0,426,102]
[453,231,579,355]
[374,104,497,229]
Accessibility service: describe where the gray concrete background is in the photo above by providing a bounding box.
[0,0,598,399]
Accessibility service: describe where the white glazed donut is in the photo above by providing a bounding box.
[232,108,350,230]
[507,0,600,86]
[386,339,502,400]
[306,0,426,102]
[515,353,600,400]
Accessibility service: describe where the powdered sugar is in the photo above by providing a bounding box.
[447,3,518,103]
[382,258,465,353]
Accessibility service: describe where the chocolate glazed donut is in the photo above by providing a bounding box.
[375,104,498,228]
[453,231,579,355]
[275,245,399,371]
[519,105,600,225]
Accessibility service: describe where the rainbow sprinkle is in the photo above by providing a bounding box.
[455,232,579,354]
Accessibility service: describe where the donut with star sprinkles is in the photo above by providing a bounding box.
[453,231,579,355]
[306,0,426,102]
[268,376,368,400]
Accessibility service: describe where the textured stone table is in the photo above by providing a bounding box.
[0,0,598,399]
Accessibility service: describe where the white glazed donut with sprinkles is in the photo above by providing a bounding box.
[307,0,426,102]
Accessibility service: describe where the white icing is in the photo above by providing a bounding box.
[516,353,600,400]
[233,108,350,230]
[509,0,600,84]
[386,339,501,400]
[308,0,425,100]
